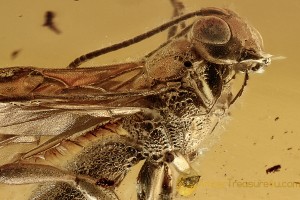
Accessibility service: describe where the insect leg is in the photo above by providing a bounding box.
[0,163,119,200]
[137,161,172,200]
[168,0,186,39]
[0,163,76,185]
[168,152,201,197]
[230,71,249,105]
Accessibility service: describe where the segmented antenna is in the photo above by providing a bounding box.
[67,8,227,69]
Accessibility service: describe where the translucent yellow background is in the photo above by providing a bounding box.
[0,0,299,199]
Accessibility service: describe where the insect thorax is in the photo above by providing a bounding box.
[121,68,232,163]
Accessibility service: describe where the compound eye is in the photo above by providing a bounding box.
[192,16,231,45]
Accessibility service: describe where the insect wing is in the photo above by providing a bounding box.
[0,61,161,139]
[0,61,166,158]
[0,62,145,100]
[0,101,142,137]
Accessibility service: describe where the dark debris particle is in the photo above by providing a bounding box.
[274,117,279,121]
[43,11,61,34]
[287,147,292,150]
[11,49,22,59]
[270,136,274,140]
[266,165,281,174]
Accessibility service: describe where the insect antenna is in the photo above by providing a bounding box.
[67,9,228,69]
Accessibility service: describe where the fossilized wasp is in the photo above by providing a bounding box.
[0,1,271,200]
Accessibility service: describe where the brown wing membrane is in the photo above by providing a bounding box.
[0,101,144,158]
[0,62,151,100]
[0,62,168,156]
[0,102,143,136]
[0,62,164,137]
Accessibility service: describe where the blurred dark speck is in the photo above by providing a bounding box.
[43,11,61,34]
[266,165,281,174]
[11,49,22,60]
